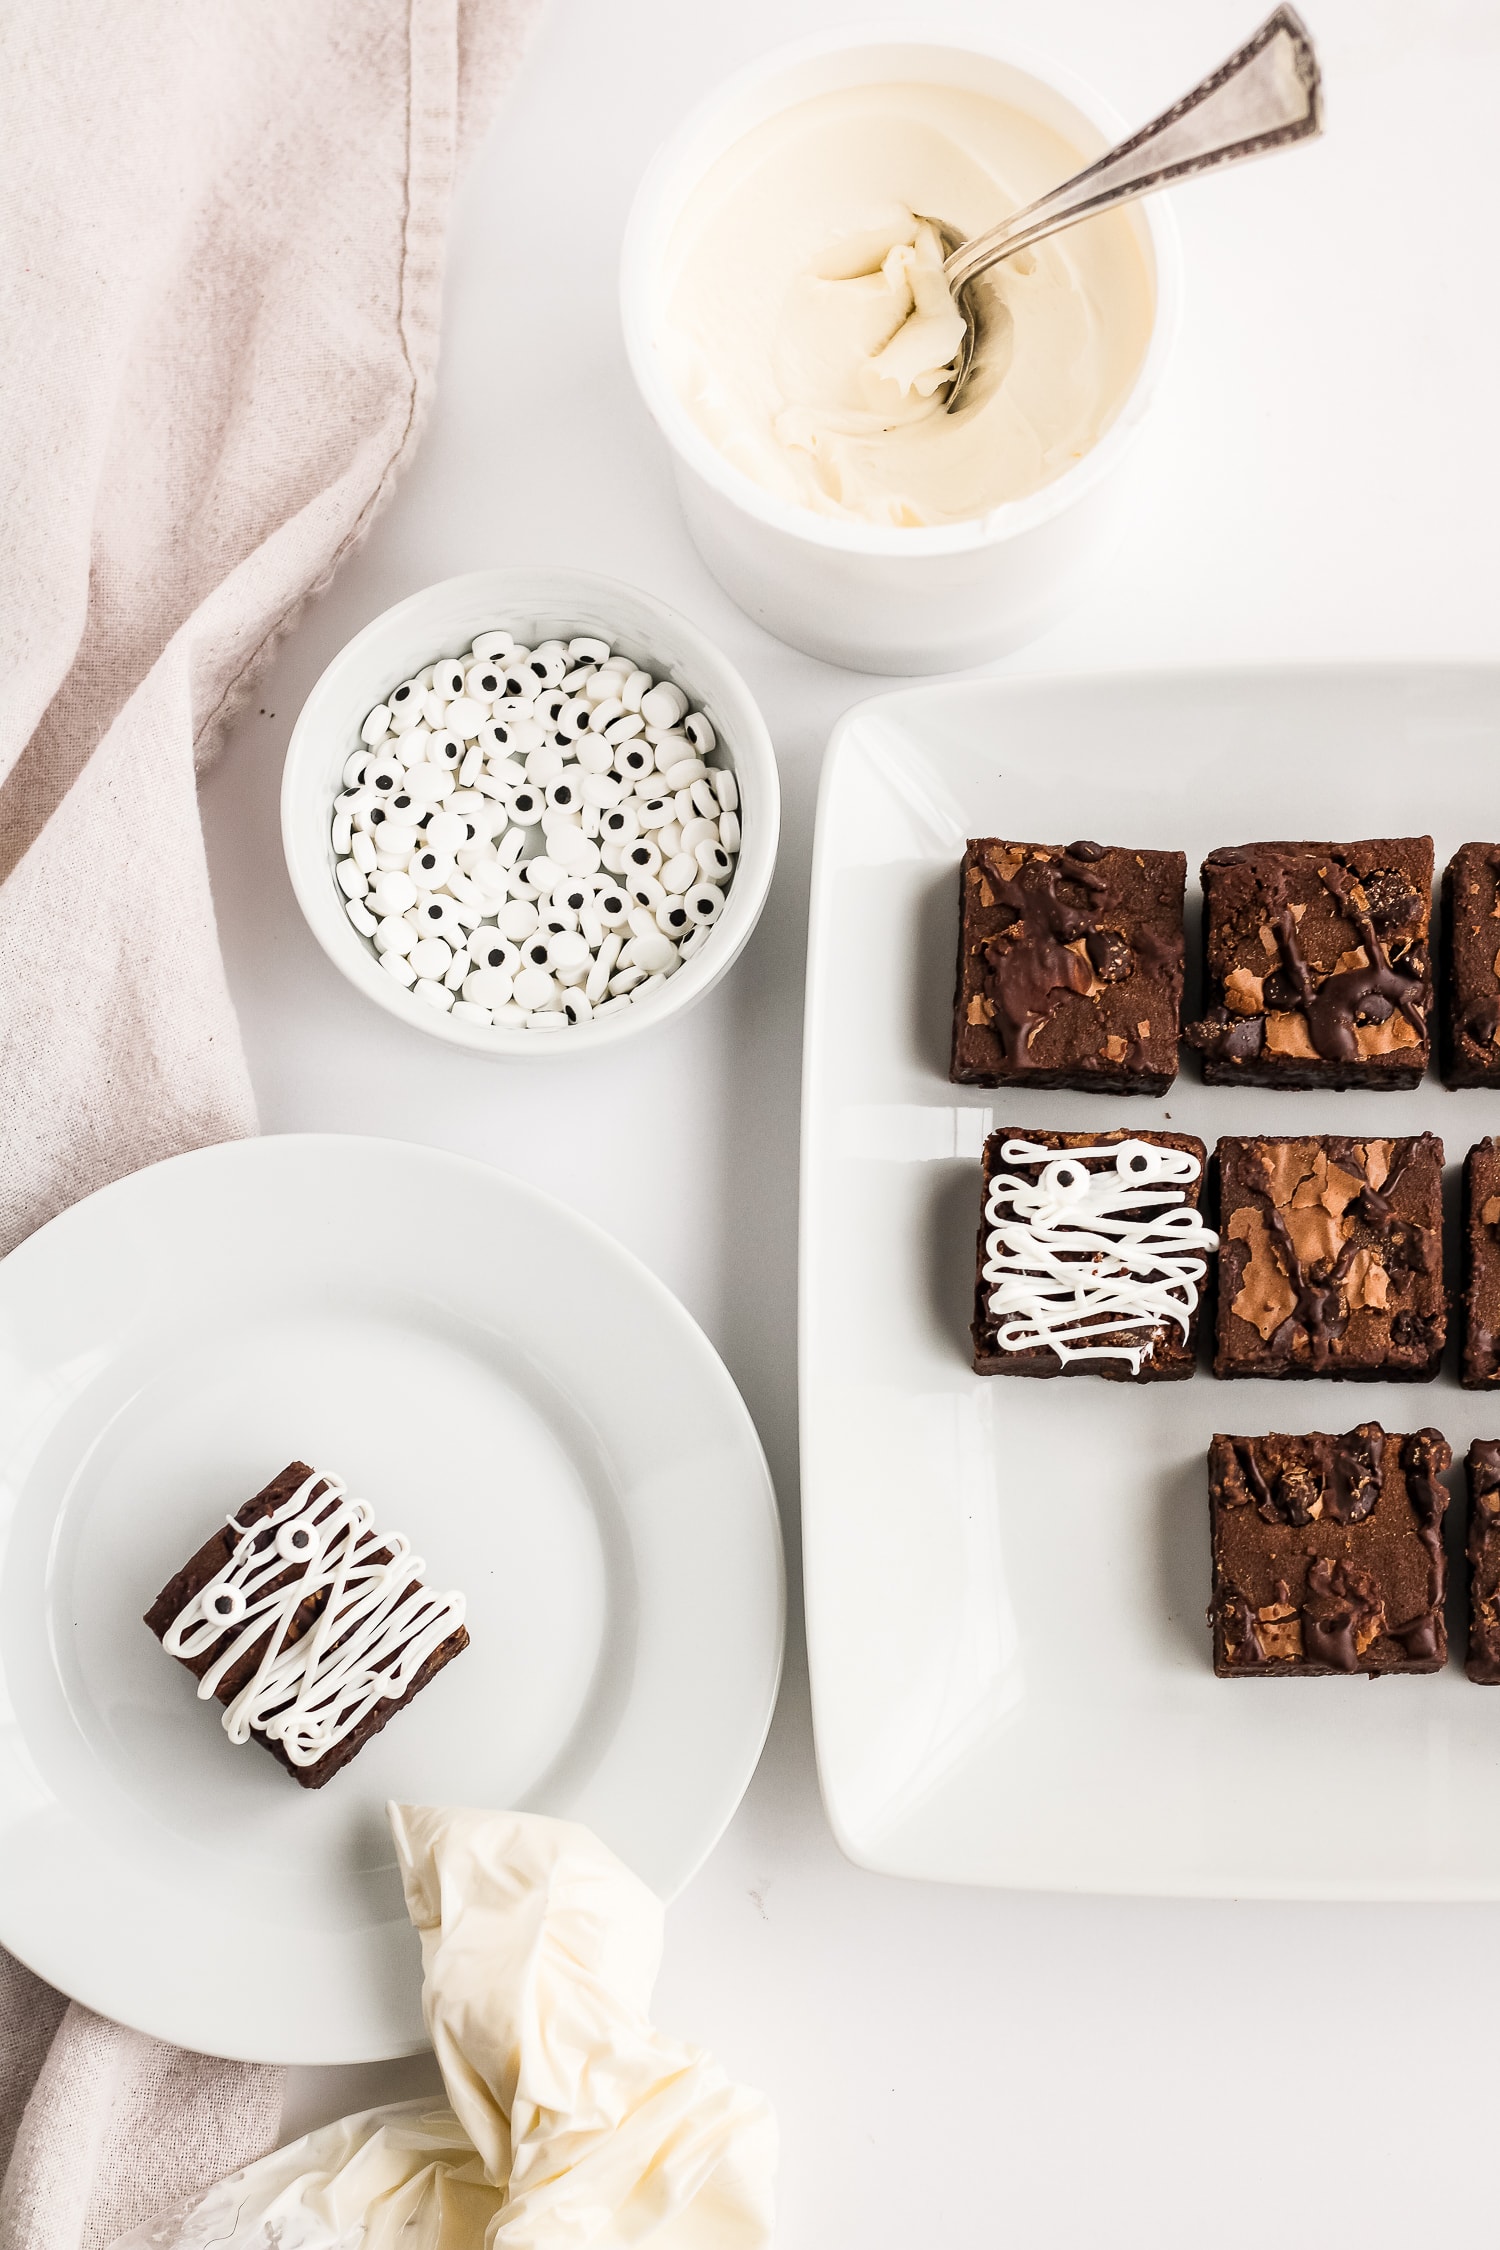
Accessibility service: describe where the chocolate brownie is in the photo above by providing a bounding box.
[1442,844,1500,1085]
[1466,1440,1500,1681]
[951,838,1184,1092]
[1462,1138,1500,1387]
[973,1127,1215,1380]
[1209,1425,1450,1676]
[1185,838,1433,1087]
[1214,1134,1445,1380]
[145,1460,469,1789]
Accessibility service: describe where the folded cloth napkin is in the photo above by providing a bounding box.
[0,4,539,2244]
[0,0,536,1258]
[105,1808,777,2250]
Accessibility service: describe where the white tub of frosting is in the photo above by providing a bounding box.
[620,35,1181,675]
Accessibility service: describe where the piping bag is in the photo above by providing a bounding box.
[109,1806,776,2248]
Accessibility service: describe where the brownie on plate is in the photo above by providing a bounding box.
[1443,844,1500,1086]
[1185,838,1433,1087]
[1462,1138,1500,1388]
[1214,1133,1445,1380]
[145,1459,468,1788]
[1209,1425,1450,1676]
[973,1127,1215,1381]
[1466,1440,1500,1682]
[951,838,1185,1092]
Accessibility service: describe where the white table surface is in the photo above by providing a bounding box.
[204,1,1500,2239]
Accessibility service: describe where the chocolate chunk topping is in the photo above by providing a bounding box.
[1277,1463,1323,1526]
[1083,928,1134,982]
[1185,1007,1265,1064]
[1064,839,1109,862]
[1361,868,1423,930]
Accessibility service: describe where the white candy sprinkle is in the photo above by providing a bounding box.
[639,682,687,728]
[374,915,414,955]
[336,632,741,1034]
[512,966,557,1011]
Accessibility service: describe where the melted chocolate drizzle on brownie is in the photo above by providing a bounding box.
[1393,1428,1450,1660]
[1230,1429,1383,1527]
[1187,847,1427,1066]
[975,849,1110,1065]
[1240,1142,1435,1371]
[1302,860,1427,1057]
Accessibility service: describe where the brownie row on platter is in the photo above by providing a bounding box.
[952,834,1500,1092]
[972,1128,1500,1386]
[1209,1427,1500,1684]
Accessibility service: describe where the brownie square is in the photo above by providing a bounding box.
[1466,1440,1500,1681]
[1442,844,1500,1085]
[951,838,1184,1092]
[973,1127,1215,1381]
[1461,1138,1500,1387]
[1214,1133,1445,1380]
[1209,1425,1450,1676]
[1185,839,1433,1088]
[145,1460,469,1789]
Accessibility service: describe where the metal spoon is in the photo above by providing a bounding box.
[927,5,1322,418]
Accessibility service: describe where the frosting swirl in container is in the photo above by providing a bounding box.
[659,81,1156,528]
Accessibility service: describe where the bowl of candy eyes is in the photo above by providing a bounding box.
[281,568,779,1051]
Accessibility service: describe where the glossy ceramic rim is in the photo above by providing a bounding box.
[0,1134,787,2058]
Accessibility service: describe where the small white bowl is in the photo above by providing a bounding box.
[282,568,779,1056]
[620,33,1182,677]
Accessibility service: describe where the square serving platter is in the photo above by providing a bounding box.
[800,664,1500,1901]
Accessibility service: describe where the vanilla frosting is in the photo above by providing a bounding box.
[659,81,1156,528]
[111,1806,776,2250]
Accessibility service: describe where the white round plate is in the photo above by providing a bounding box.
[0,1137,784,2062]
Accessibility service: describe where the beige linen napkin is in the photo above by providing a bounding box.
[0,4,539,2244]
[106,1808,778,2250]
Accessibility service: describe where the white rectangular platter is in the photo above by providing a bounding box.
[800,664,1500,1900]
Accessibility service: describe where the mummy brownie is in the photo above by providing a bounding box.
[144,1461,468,1788]
[972,1129,1218,1381]
[334,631,741,1030]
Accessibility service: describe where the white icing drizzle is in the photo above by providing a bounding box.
[163,1470,466,1767]
[982,1137,1219,1372]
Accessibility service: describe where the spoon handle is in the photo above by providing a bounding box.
[943,5,1322,296]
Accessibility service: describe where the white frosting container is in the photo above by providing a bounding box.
[620,35,1182,676]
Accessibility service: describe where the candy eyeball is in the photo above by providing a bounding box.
[333,629,743,1031]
